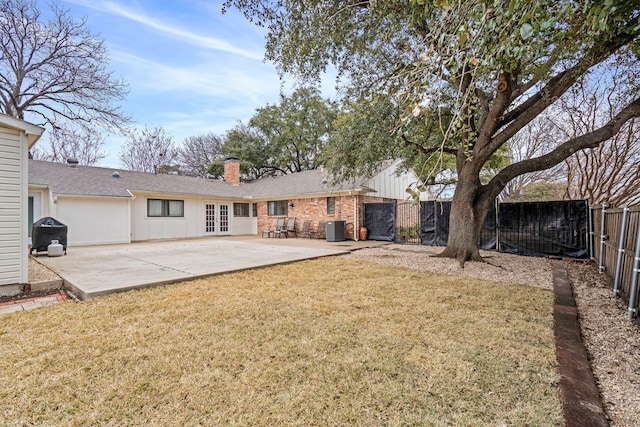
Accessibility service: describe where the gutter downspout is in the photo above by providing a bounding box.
[353,194,358,241]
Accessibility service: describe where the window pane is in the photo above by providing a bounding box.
[252,203,257,217]
[327,197,335,215]
[268,200,288,216]
[168,200,184,217]
[148,199,183,217]
[148,199,162,217]
[234,203,249,217]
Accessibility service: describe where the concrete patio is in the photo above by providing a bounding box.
[34,236,390,300]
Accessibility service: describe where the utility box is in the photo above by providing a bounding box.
[326,220,345,242]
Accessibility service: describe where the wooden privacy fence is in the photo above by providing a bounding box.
[590,204,640,320]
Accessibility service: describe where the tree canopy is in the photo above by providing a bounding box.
[177,132,224,178]
[0,0,129,131]
[31,126,106,166]
[211,87,337,181]
[225,0,640,263]
[119,126,178,173]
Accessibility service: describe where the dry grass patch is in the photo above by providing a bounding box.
[0,257,562,426]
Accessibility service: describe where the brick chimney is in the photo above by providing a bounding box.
[223,157,240,186]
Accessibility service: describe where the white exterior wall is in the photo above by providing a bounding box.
[132,193,219,241]
[131,193,257,241]
[365,161,430,201]
[0,126,27,285]
[233,217,257,235]
[131,194,200,241]
[54,196,131,246]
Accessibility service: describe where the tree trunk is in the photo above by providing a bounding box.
[437,167,494,267]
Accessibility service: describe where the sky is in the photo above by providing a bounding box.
[38,0,321,168]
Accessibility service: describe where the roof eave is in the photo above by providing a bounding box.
[0,114,44,148]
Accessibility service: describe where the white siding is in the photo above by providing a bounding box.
[232,217,257,235]
[55,196,131,246]
[0,127,25,285]
[130,193,251,241]
[365,161,430,201]
[132,193,204,241]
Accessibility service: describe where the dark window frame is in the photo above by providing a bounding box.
[327,197,336,215]
[147,198,184,218]
[268,200,288,216]
[234,202,250,217]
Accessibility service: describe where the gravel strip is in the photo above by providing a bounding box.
[28,257,61,283]
[345,244,554,290]
[346,245,640,427]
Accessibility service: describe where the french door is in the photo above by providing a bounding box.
[205,203,230,235]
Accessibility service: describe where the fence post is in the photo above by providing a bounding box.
[599,203,608,273]
[627,223,640,320]
[613,207,629,296]
[588,205,595,260]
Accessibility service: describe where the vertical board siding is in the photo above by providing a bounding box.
[0,127,24,285]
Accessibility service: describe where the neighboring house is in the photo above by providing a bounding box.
[0,114,43,293]
[28,157,426,246]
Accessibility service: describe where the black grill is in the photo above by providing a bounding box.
[30,217,67,255]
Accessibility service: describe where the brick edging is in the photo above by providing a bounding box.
[552,260,609,427]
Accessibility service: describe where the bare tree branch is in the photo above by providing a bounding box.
[0,0,130,131]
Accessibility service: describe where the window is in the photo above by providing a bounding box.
[327,197,336,215]
[234,202,250,217]
[268,200,288,216]
[147,199,184,217]
[252,203,257,217]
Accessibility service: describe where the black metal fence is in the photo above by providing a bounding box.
[498,200,588,258]
[420,201,497,250]
[364,199,589,258]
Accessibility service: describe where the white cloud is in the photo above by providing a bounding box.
[110,50,281,103]
[63,0,263,60]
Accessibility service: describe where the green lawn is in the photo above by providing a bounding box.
[0,257,562,426]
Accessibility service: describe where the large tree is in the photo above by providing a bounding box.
[225,0,640,263]
[0,0,129,132]
[556,61,640,206]
[251,87,336,173]
[119,126,178,173]
[210,123,273,180]
[499,114,564,201]
[211,88,337,180]
[177,132,224,178]
[30,126,106,166]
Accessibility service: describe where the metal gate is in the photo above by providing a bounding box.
[364,202,421,244]
[396,201,421,244]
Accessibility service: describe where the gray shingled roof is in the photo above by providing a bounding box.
[28,160,250,198]
[28,160,375,199]
[247,169,374,198]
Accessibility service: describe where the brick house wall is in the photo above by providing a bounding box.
[258,194,384,239]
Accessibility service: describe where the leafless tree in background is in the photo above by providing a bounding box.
[119,126,178,173]
[0,0,129,158]
[177,132,224,177]
[563,119,640,206]
[500,115,565,201]
[500,59,640,206]
[553,61,640,207]
[31,126,107,166]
